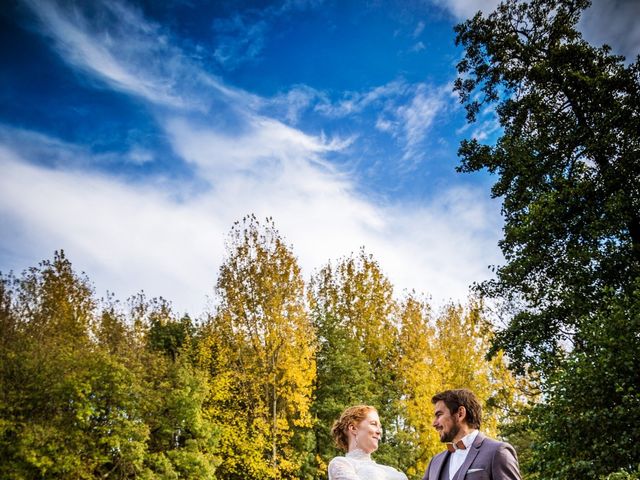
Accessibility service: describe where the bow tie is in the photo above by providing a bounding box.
[446,440,466,453]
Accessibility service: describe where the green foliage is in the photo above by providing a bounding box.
[603,466,640,480]
[0,252,149,479]
[0,229,529,479]
[309,249,404,471]
[453,0,640,478]
[210,215,316,479]
[0,251,221,479]
[454,0,640,372]
[527,286,640,479]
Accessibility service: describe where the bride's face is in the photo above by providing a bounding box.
[351,409,382,453]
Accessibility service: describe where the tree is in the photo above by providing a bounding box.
[527,285,640,479]
[394,294,439,479]
[454,0,640,371]
[0,252,149,479]
[309,249,403,472]
[396,297,526,480]
[0,253,222,479]
[210,215,316,479]
[308,259,379,476]
[453,0,640,477]
[127,295,221,479]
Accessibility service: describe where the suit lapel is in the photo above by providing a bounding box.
[454,432,485,480]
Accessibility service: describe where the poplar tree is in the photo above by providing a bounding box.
[211,215,316,479]
[396,298,525,480]
[395,295,438,479]
[309,249,402,471]
[309,261,377,475]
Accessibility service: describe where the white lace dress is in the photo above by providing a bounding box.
[327,449,408,480]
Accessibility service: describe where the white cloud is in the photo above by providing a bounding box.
[580,0,640,61]
[267,85,327,124]
[432,0,639,60]
[23,0,263,113]
[0,145,223,313]
[315,80,409,117]
[127,148,155,165]
[314,80,452,165]
[212,15,268,69]
[374,187,502,303]
[24,0,194,109]
[429,0,500,20]
[164,114,347,179]
[210,0,326,70]
[1,0,504,316]
[395,84,447,163]
[0,134,502,314]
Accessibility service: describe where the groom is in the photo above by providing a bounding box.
[422,389,521,480]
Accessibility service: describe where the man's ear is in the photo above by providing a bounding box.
[458,406,467,421]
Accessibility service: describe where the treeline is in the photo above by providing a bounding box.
[0,215,527,479]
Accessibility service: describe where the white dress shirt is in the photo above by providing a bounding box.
[449,429,479,480]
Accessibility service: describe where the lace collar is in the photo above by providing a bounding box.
[346,448,374,461]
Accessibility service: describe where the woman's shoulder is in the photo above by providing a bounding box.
[328,455,357,479]
[328,455,352,468]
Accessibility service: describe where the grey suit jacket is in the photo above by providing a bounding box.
[422,432,521,480]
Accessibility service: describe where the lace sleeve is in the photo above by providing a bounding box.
[328,457,360,480]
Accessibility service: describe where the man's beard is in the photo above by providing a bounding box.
[441,419,460,443]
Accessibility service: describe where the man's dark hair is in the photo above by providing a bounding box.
[432,389,482,429]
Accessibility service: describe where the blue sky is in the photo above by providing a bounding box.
[1,0,638,315]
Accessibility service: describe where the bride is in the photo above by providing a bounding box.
[328,405,408,480]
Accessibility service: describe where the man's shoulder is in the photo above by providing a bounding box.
[479,433,502,446]
[475,432,516,452]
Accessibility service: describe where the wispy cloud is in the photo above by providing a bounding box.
[411,41,427,52]
[314,80,409,117]
[164,114,348,179]
[24,0,195,108]
[212,14,269,70]
[211,0,325,70]
[1,0,503,314]
[266,85,328,124]
[313,80,453,165]
[0,132,501,313]
[395,84,448,163]
[22,0,264,113]
[413,21,426,38]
